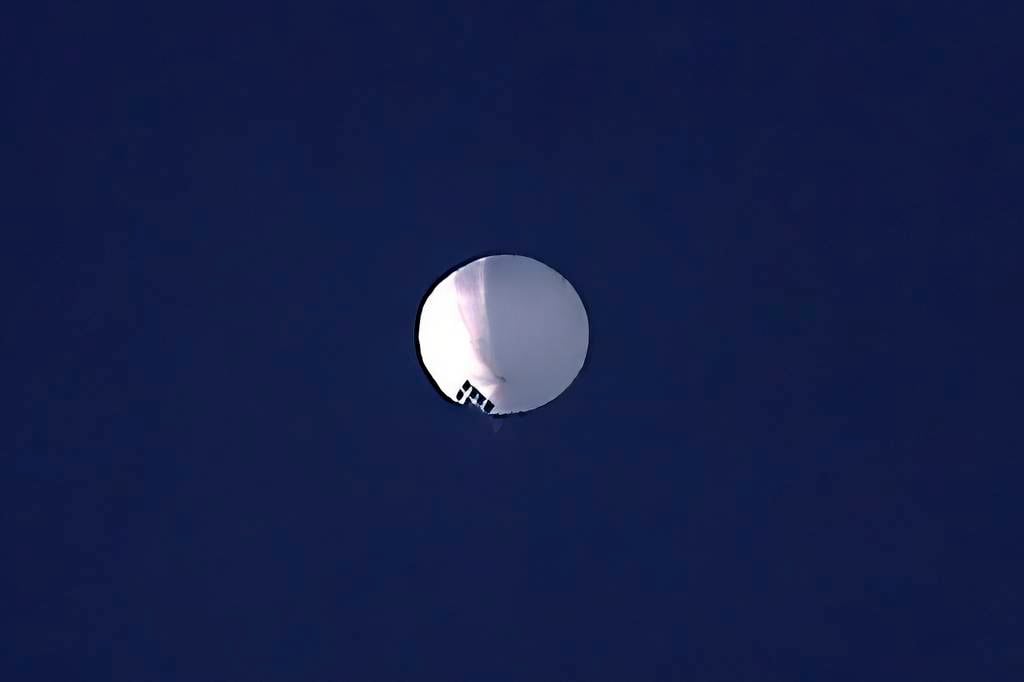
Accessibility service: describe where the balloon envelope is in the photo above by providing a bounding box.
[417,255,589,415]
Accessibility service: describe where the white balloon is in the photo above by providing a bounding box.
[417,255,589,415]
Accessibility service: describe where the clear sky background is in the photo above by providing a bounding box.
[5,2,1022,679]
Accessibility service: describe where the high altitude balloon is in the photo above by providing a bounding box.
[416,255,589,415]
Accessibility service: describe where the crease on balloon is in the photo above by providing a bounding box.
[454,261,503,388]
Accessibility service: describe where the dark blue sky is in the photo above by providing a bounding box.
[6,2,1022,679]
